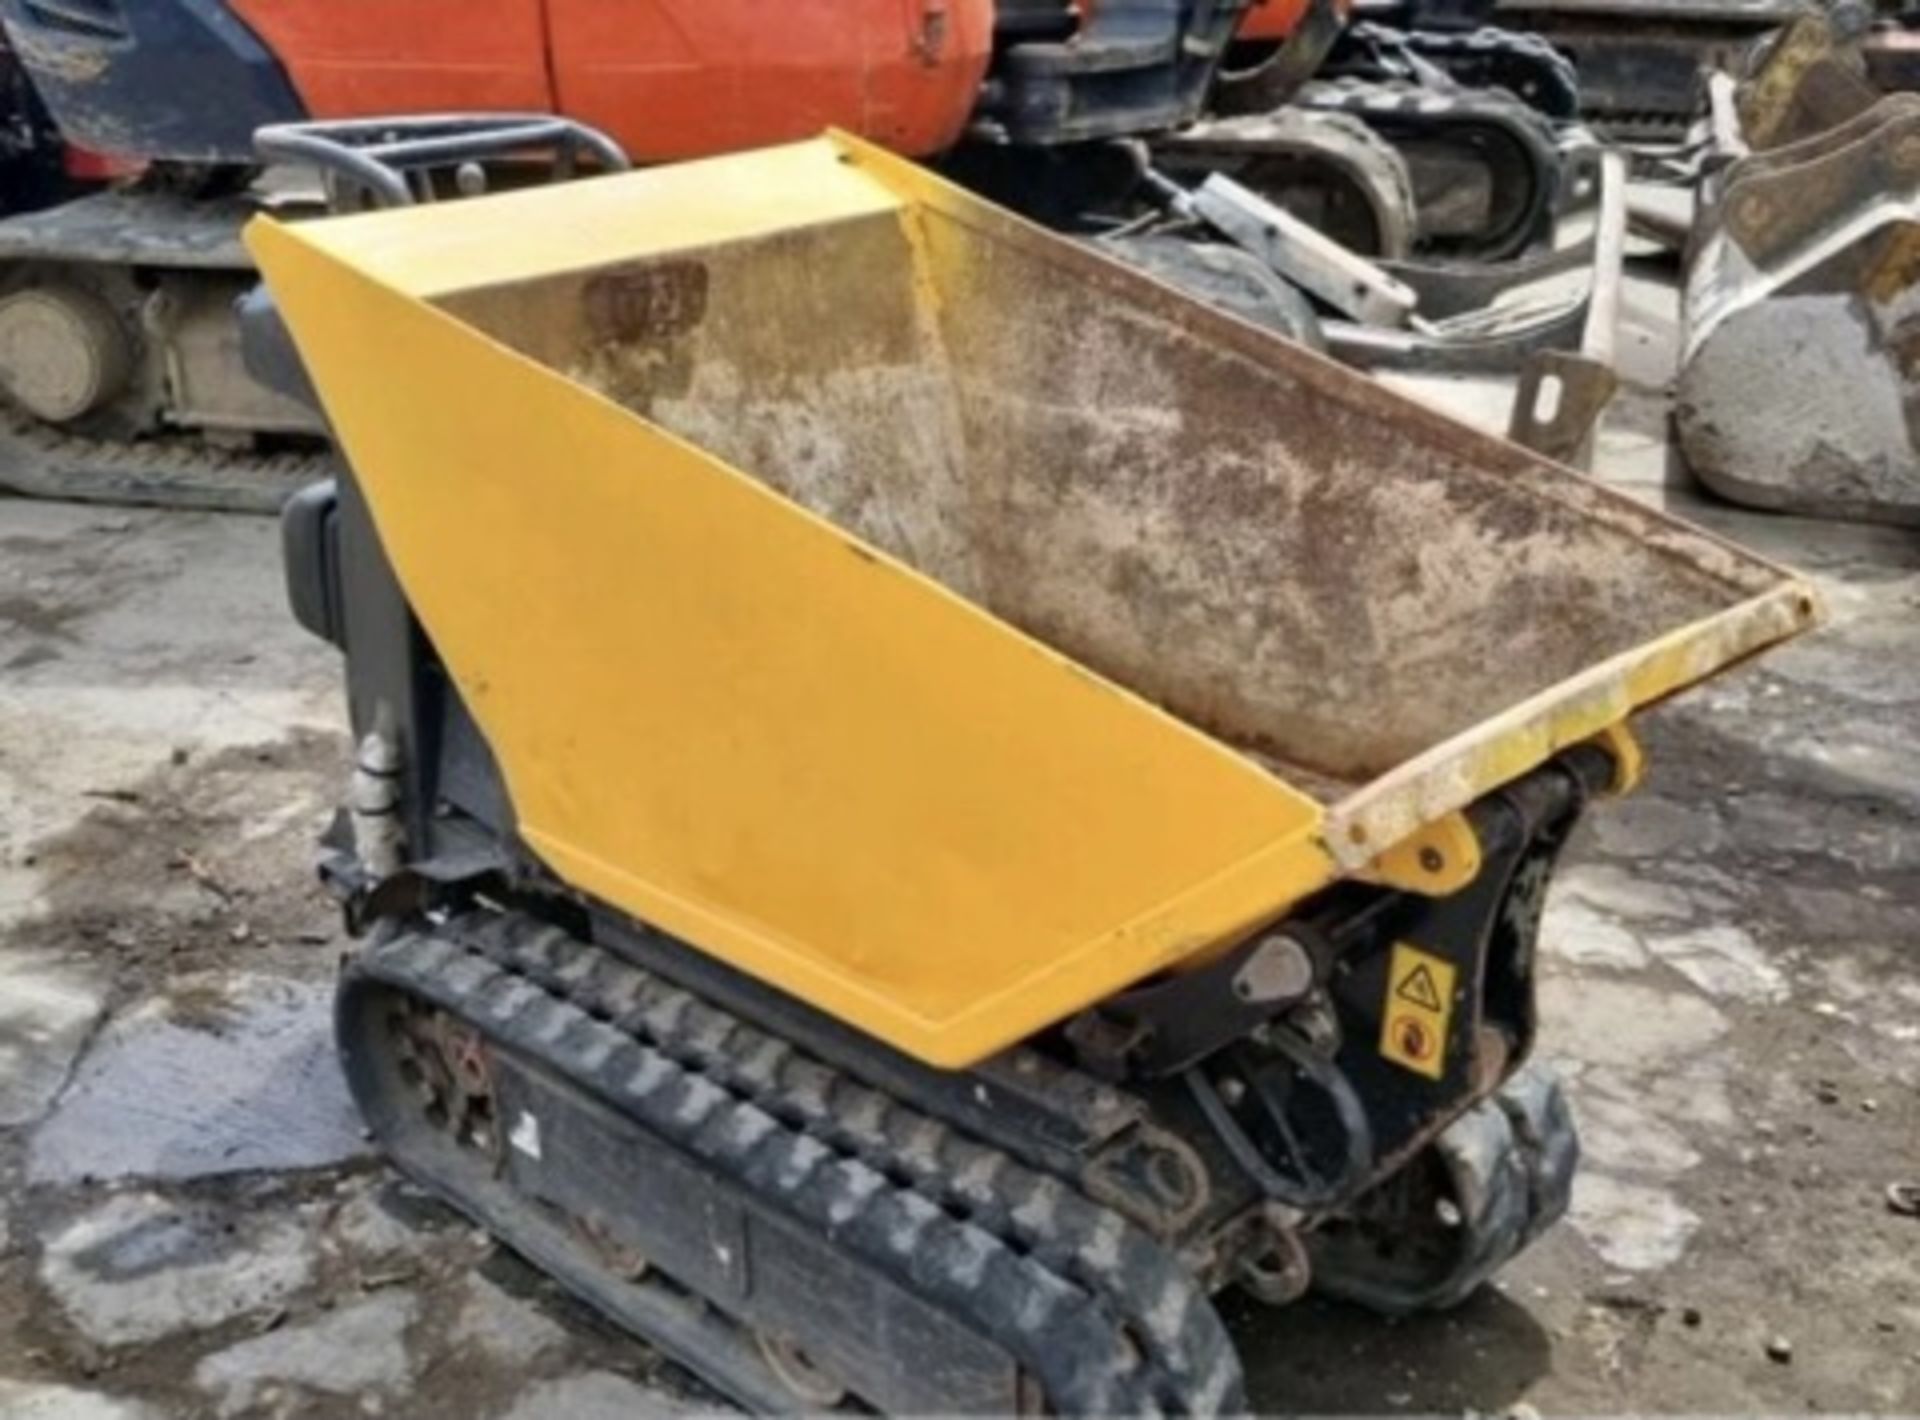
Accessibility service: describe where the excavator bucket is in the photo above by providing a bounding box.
[1678,19,1920,526]
[247,133,1818,1070]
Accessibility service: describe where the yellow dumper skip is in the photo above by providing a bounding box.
[247,134,1819,1069]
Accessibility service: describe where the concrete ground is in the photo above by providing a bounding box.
[0,265,1916,1416]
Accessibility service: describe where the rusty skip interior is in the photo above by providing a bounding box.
[435,195,1807,813]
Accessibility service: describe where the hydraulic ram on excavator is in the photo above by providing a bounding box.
[252,132,1819,1414]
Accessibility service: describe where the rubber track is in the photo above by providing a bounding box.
[1295,75,1560,158]
[1491,1060,1578,1252]
[0,408,328,514]
[349,918,1244,1415]
[1307,1061,1577,1314]
[1356,24,1582,119]
[1292,75,1562,258]
[1299,109,1420,234]
[1160,105,1421,262]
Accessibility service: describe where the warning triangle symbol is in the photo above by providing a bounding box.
[1395,963,1444,1012]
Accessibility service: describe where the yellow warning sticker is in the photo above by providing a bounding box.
[1379,942,1456,1080]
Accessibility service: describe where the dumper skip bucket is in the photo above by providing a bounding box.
[249,134,1819,1068]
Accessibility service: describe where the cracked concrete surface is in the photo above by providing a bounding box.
[0,1380,157,1419]
[39,1190,319,1349]
[28,974,365,1185]
[0,955,99,1130]
[450,1277,569,1369]
[193,1291,418,1417]
[0,505,689,1417]
[495,1371,693,1419]
[0,266,1916,1415]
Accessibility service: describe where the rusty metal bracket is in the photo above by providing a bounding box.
[1735,15,1879,154]
[1506,146,1626,469]
[1506,350,1619,469]
[1718,94,1920,268]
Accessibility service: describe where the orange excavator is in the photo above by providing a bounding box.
[0,0,1573,508]
[23,0,1317,160]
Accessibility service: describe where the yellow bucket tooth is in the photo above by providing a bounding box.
[248,133,1820,1068]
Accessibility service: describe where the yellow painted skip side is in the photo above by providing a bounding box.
[245,163,1337,1069]
[1321,585,1813,867]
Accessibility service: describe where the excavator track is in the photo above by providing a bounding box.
[339,912,1244,1415]
[1294,75,1566,259]
[0,408,329,512]
[1332,23,1582,120]
[1492,0,1805,140]
[1158,107,1420,258]
[0,186,328,513]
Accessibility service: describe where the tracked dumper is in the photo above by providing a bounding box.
[252,134,1819,1413]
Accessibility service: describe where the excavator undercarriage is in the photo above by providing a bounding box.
[0,187,327,509]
